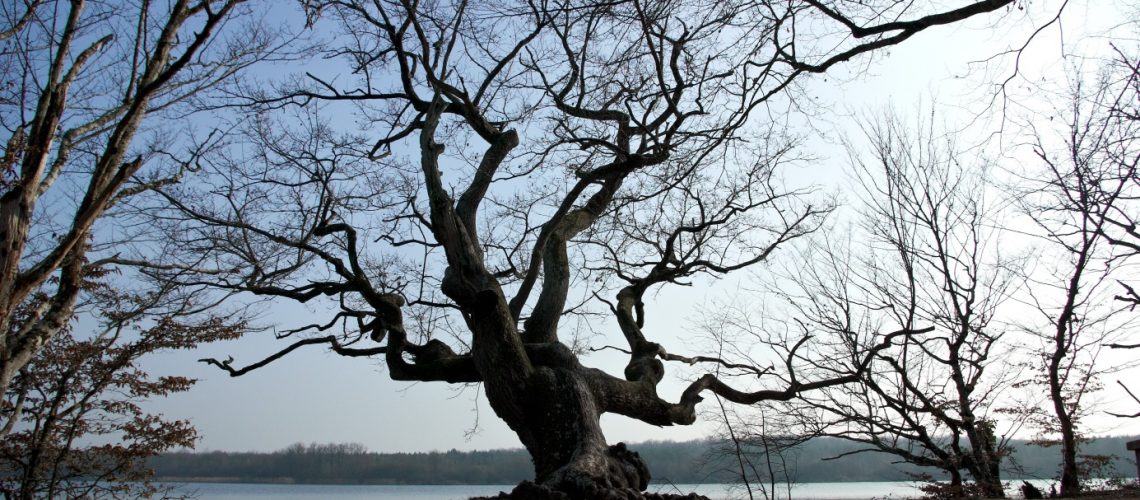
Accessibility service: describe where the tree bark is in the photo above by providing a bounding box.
[965,420,1005,498]
[1052,378,1081,497]
[478,354,707,500]
[1051,268,1084,497]
[516,366,651,497]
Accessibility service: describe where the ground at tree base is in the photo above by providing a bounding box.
[471,481,708,500]
[1071,487,1140,499]
[1048,482,1140,500]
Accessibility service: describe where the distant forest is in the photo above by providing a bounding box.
[150,436,1139,485]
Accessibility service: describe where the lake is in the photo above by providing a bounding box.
[161,478,1080,499]
[164,481,933,499]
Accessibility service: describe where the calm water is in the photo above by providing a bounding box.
[162,478,1084,499]
[165,481,928,499]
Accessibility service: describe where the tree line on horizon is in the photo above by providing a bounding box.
[146,437,1140,486]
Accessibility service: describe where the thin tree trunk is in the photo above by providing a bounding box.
[1051,378,1081,496]
[1051,268,1083,497]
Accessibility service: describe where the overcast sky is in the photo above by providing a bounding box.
[136,0,1140,454]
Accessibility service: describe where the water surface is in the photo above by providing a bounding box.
[166,481,928,499]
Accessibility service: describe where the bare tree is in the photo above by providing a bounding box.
[707,393,810,500]
[0,0,283,402]
[0,272,244,500]
[696,301,813,500]
[755,108,1021,497]
[133,1,1017,497]
[1013,49,1140,496]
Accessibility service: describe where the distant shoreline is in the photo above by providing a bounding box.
[149,436,1140,486]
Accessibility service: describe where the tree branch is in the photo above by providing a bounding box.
[200,335,387,377]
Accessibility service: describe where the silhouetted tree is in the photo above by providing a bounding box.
[1013,48,1140,496]
[747,108,1019,497]
[134,1,1020,497]
[706,397,807,500]
[0,0,281,399]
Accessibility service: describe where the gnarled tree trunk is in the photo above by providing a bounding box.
[507,365,651,498]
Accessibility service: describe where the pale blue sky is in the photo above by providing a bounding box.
[136,0,1140,454]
